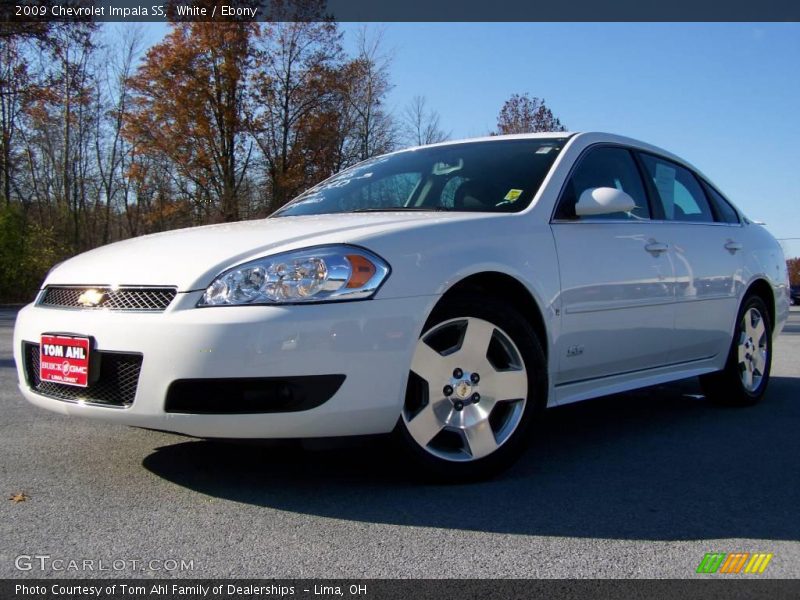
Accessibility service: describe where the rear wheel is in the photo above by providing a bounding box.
[700,295,772,406]
[395,297,547,481]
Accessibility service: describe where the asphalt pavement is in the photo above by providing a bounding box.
[1,306,798,578]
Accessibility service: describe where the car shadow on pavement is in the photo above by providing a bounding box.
[143,375,800,542]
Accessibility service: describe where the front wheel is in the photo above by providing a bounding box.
[395,297,547,481]
[700,295,772,406]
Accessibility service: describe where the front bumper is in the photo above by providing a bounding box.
[13,291,436,438]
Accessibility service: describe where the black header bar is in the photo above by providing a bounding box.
[4,0,800,23]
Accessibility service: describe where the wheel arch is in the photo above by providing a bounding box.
[430,271,549,360]
[744,277,776,332]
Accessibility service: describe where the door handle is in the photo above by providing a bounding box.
[725,240,743,253]
[645,241,669,255]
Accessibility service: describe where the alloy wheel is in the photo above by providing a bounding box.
[403,317,529,462]
[737,307,768,392]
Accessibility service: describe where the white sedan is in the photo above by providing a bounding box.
[13,132,790,480]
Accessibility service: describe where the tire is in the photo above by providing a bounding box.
[394,295,547,482]
[700,294,772,406]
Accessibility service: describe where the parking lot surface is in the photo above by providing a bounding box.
[1,307,798,578]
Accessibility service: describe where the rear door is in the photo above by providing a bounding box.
[636,152,744,363]
[550,146,675,384]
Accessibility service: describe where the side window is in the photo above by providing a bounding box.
[639,154,715,223]
[555,147,650,220]
[702,181,740,224]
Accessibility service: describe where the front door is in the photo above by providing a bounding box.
[550,145,675,384]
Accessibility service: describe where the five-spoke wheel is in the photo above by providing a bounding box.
[396,297,546,481]
[404,316,529,461]
[701,294,772,406]
[737,306,768,392]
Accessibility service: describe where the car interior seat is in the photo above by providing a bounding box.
[453,180,496,211]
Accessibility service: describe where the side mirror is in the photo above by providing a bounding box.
[575,187,636,217]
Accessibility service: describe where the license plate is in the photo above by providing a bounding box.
[40,334,91,387]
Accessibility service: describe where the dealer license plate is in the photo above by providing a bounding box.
[39,334,91,387]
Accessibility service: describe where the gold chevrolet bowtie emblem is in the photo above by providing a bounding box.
[454,381,472,399]
[77,289,105,307]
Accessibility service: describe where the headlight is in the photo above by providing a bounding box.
[198,245,390,306]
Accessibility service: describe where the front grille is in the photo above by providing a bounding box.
[24,342,142,408]
[39,286,177,312]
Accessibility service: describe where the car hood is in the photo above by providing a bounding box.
[44,212,487,292]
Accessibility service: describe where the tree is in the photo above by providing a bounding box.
[0,18,54,45]
[788,257,800,287]
[20,24,98,251]
[344,27,397,161]
[247,19,344,209]
[94,26,143,244]
[124,22,257,223]
[0,203,63,302]
[496,93,566,134]
[0,16,410,301]
[0,36,30,206]
[401,95,449,147]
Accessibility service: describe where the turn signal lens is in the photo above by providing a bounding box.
[346,254,377,288]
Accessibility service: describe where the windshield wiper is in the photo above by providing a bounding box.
[352,206,453,213]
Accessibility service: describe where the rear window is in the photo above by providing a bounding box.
[702,180,740,224]
[639,154,716,223]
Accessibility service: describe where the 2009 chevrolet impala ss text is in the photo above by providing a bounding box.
[13,132,789,480]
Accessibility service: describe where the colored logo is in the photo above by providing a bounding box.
[696,553,773,574]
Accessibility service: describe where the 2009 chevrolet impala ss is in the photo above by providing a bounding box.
[13,132,790,480]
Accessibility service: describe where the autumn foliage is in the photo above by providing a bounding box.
[0,20,569,301]
[496,93,566,134]
[125,23,257,223]
[787,257,800,287]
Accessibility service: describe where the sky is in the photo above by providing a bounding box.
[133,22,800,257]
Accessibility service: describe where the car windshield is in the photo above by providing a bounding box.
[271,138,567,217]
